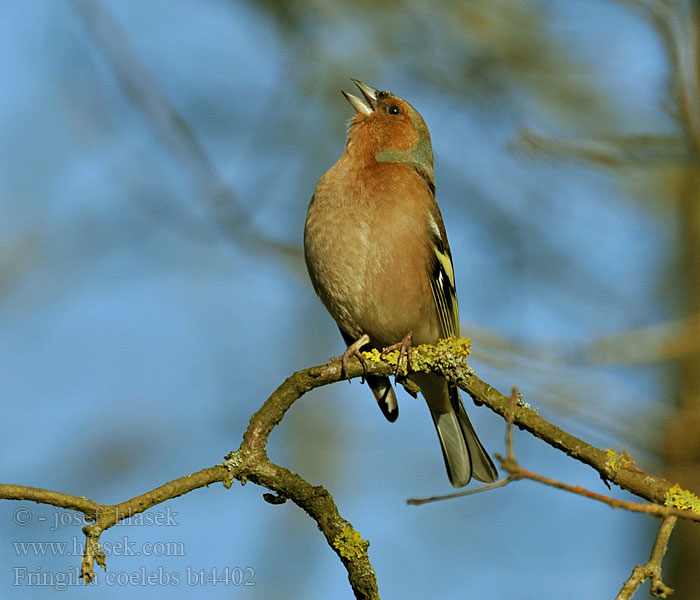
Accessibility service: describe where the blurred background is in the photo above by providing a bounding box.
[1,0,698,598]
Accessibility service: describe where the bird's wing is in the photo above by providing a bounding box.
[426,206,459,339]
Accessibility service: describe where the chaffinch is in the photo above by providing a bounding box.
[304,80,497,487]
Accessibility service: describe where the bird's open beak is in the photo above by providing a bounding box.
[342,79,378,116]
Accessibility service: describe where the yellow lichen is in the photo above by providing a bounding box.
[604,449,635,473]
[332,526,367,560]
[361,336,471,377]
[605,449,620,472]
[362,348,383,364]
[664,483,700,514]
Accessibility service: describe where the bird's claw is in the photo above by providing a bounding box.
[382,331,413,377]
[340,333,370,383]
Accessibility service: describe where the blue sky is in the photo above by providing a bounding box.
[0,1,676,598]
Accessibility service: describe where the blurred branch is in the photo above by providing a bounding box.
[69,0,301,264]
[619,0,700,152]
[70,0,221,191]
[616,515,676,600]
[0,230,42,299]
[515,128,697,166]
[582,310,700,364]
[469,309,700,369]
[466,318,689,456]
[518,1,700,166]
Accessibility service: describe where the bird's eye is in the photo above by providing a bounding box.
[387,105,401,115]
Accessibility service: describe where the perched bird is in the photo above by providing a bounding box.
[304,79,497,487]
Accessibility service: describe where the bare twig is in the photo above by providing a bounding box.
[616,515,677,599]
[499,461,700,522]
[406,477,512,506]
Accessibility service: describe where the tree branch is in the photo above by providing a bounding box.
[616,515,677,599]
[2,338,699,598]
[454,366,694,511]
[1,358,380,598]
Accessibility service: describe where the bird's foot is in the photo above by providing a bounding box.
[340,333,370,383]
[382,331,413,377]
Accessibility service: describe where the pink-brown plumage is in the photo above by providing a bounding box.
[307,161,438,346]
[304,80,497,487]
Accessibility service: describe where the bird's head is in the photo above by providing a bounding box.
[342,79,434,179]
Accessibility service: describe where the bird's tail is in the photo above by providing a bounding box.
[413,373,498,487]
[366,375,399,422]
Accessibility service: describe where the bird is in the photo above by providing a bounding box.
[303,79,498,487]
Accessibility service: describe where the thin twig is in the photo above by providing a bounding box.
[500,461,699,522]
[407,477,513,506]
[616,515,677,599]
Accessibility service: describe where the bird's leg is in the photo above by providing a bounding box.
[382,330,413,376]
[340,333,370,383]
